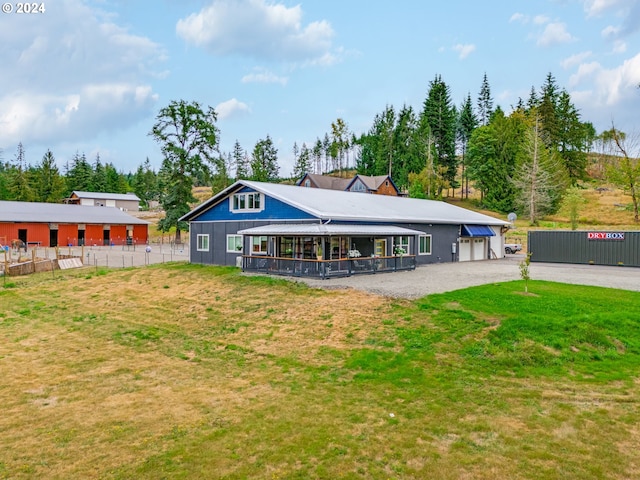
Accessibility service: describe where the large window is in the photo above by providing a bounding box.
[419,234,432,255]
[393,236,409,255]
[231,192,262,212]
[251,236,268,254]
[227,234,243,253]
[197,234,209,252]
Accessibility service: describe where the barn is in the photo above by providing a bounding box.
[0,200,150,248]
[180,180,509,278]
[65,191,141,211]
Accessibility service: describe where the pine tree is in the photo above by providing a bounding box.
[421,75,457,194]
[477,73,494,126]
[33,150,66,202]
[457,93,478,198]
[92,153,107,192]
[250,135,279,182]
[8,142,34,201]
[292,143,312,179]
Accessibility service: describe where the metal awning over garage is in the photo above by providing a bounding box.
[461,225,496,237]
[237,224,424,236]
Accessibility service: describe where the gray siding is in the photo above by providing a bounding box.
[528,231,640,267]
[189,220,463,267]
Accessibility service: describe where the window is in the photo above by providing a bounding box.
[351,180,366,192]
[393,236,409,255]
[304,179,311,187]
[251,236,268,254]
[227,234,243,253]
[419,234,432,255]
[197,234,209,252]
[231,192,262,212]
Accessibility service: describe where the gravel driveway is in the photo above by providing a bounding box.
[292,255,640,298]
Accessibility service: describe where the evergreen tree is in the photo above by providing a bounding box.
[477,73,494,126]
[355,105,396,177]
[66,152,93,192]
[232,140,249,179]
[91,153,107,192]
[33,149,66,202]
[457,93,478,198]
[250,135,279,182]
[131,158,158,209]
[292,143,312,179]
[421,75,457,194]
[538,72,560,149]
[8,142,34,201]
[392,104,422,190]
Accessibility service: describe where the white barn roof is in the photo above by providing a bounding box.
[0,201,150,224]
[182,180,509,226]
[71,191,141,201]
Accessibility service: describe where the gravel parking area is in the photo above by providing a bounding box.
[292,255,640,298]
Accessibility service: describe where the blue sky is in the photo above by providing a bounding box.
[1,0,639,176]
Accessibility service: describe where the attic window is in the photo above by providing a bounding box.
[231,192,263,212]
[385,180,389,186]
[304,179,311,187]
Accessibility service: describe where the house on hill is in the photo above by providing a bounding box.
[180,180,508,278]
[297,173,401,196]
[0,200,149,247]
[65,191,141,211]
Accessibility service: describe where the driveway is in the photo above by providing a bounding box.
[293,255,640,299]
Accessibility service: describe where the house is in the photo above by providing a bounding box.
[65,191,141,211]
[180,180,509,278]
[297,173,401,196]
[0,200,150,247]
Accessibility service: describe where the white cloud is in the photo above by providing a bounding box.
[583,0,627,17]
[216,98,251,120]
[537,22,575,47]
[452,44,476,60]
[612,40,627,53]
[601,25,621,39]
[533,15,550,25]
[561,51,592,69]
[0,0,164,149]
[509,12,527,23]
[176,0,336,64]
[242,69,288,85]
[569,53,640,108]
[0,84,157,145]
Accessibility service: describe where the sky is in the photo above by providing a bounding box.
[1,0,639,177]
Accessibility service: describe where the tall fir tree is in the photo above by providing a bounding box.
[250,135,279,182]
[421,74,458,194]
[33,149,66,202]
[477,73,494,127]
[457,93,478,198]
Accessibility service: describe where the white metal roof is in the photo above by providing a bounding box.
[0,201,150,224]
[182,180,509,226]
[71,191,141,201]
[237,224,425,236]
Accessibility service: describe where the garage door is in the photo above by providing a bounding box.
[472,238,485,260]
[459,238,471,262]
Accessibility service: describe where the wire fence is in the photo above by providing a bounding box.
[2,242,190,276]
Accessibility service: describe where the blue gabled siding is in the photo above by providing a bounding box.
[191,188,318,222]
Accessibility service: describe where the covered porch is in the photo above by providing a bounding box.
[237,224,420,279]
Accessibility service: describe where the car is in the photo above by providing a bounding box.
[504,243,522,254]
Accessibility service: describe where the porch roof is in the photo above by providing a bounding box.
[237,224,425,236]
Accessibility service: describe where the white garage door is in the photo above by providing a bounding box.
[459,238,471,262]
[472,238,485,260]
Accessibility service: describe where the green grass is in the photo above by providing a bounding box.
[1,265,639,479]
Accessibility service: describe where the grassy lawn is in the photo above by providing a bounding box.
[1,264,639,479]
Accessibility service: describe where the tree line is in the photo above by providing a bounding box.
[0,144,160,209]
[2,71,638,238]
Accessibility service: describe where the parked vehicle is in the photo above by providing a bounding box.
[504,243,522,254]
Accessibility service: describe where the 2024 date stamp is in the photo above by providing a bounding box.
[2,2,46,14]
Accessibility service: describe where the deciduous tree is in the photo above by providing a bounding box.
[149,99,219,243]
